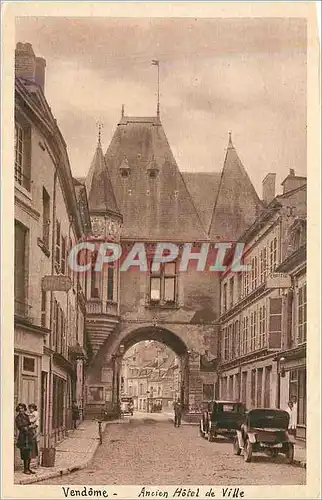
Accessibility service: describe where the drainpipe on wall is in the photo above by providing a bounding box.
[276,361,281,409]
[287,278,295,349]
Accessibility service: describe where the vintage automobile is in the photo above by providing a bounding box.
[199,400,246,441]
[233,408,294,463]
[120,397,134,416]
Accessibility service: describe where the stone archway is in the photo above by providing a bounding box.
[112,326,190,410]
[84,321,218,419]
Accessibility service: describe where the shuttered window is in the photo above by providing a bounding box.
[268,297,282,349]
[298,283,307,344]
[15,124,31,190]
[14,221,28,316]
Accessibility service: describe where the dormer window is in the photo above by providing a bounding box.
[119,157,130,178]
[147,156,159,179]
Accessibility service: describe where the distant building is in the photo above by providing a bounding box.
[121,343,181,411]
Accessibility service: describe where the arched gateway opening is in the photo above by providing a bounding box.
[112,327,190,412]
[84,325,195,420]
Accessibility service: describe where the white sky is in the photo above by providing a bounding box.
[15,17,307,196]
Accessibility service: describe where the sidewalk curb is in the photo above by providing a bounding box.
[16,423,107,485]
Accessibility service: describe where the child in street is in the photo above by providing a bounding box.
[28,403,40,465]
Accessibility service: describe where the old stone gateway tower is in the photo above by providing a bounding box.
[81,111,262,417]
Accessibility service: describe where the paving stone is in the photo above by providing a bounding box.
[37,415,306,486]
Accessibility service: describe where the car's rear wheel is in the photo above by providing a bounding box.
[233,437,241,455]
[244,440,253,462]
[285,443,294,464]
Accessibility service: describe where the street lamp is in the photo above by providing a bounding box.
[279,357,286,378]
[113,344,126,407]
[276,355,286,408]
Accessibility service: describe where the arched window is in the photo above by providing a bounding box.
[90,251,100,298]
[107,262,114,301]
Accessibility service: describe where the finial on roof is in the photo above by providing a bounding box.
[151,60,160,118]
[121,104,125,118]
[228,131,233,149]
[96,121,103,146]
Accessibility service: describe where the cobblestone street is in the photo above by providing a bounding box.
[39,415,305,486]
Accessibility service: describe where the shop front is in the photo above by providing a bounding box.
[279,345,306,440]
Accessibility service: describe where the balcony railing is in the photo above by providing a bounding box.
[86,299,118,316]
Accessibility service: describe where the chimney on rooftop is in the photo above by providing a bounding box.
[35,57,46,92]
[281,168,307,194]
[15,43,46,93]
[262,173,276,205]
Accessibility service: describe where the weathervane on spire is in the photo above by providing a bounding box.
[151,60,160,118]
[96,120,103,145]
[228,131,233,148]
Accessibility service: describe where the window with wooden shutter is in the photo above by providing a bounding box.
[41,291,47,327]
[234,320,240,358]
[251,369,256,407]
[297,283,307,344]
[42,187,50,248]
[242,316,249,355]
[250,311,257,351]
[269,238,278,273]
[228,323,233,360]
[15,123,31,191]
[268,297,282,348]
[259,304,266,348]
[223,282,227,312]
[260,247,267,284]
[223,327,229,360]
[14,221,28,317]
[52,300,58,350]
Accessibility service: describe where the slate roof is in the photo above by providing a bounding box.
[85,140,122,218]
[208,134,263,242]
[101,116,208,241]
[182,172,221,232]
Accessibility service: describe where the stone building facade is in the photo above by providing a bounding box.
[14,43,91,464]
[217,171,307,439]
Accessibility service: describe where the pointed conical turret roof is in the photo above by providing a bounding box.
[85,137,121,218]
[102,114,207,241]
[209,133,263,241]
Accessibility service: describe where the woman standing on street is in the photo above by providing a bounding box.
[15,403,35,474]
[72,401,80,429]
